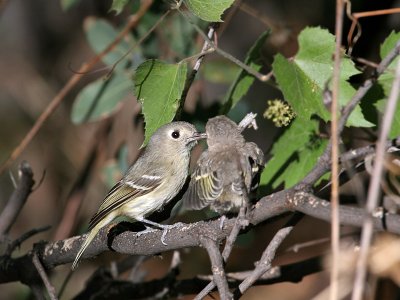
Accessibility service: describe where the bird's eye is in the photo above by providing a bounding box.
[171,130,180,139]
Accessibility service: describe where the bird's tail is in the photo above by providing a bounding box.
[71,214,114,270]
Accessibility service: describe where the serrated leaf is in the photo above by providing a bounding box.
[71,73,131,124]
[184,0,234,22]
[260,117,328,189]
[110,0,129,15]
[272,27,373,127]
[221,31,269,113]
[84,18,142,72]
[134,59,188,145]
[374,31,400,138]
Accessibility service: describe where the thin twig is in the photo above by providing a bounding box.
[340,137,400,162]
[0,0,153,175]
[177,26,216,118]
[347,6,400,55]
[178,9,271,82]
[195,207,247,300]
[4,186,400,285]
[351,58,400,300]
[7,226,51,255]
[299,39,400,188]
[339,39,400,133]
[238,112,258,130]
[32,252,58,300]
[236,227,293,297]
[74,256,322,299]
[0,161,34,235]
[200,236,232,300]
[222,207,247,260]
[331,1,344,299]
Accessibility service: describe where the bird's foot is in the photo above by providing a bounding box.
[137,218,184,246]
[219,215,227,230]
[135,225,158,237]
[159,222,184,245]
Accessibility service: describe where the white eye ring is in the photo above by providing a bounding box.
[171,130,180,139]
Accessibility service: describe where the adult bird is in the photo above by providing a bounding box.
[72,122,206,270]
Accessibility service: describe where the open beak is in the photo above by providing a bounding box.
[187,132,207,143]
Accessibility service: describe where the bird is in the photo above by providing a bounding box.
[72,121,206,270]
[182,115,264,216]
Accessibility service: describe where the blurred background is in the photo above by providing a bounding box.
[0,0,400,299]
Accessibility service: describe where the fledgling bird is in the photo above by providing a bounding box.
[182,115,264,216]
[72,122,206,270]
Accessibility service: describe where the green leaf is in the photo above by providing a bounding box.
[110,0,129,15]
[260,117,328,189]
[60,0,79,10]
[202,59,240,84]
[221,31,270,113]
[134,59,188,145]
[161,14,198,58]
[184,0,235,22]
[71,73,131,124]
[272,27,373,127]
[374,31,400,138]
[84,18,142,72]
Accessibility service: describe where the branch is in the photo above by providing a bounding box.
[0,0,154,175]
[352,55,400,300]
[300,38,400,188]
[200,236,232,299]
[32,252,58,300]
[178,9,272,82]
[73,256,322,299]
[330,1,345,299]
[234,225,294,298]
[2,138,400,289]
[7,226,51,255]
[2,185,400,286]
[177,26,215,118]
[195,207,248,299]
[0,161,34,235]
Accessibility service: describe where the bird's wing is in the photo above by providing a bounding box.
[243,142,265,192]
[88,172,163,230]
[183,152,223,211]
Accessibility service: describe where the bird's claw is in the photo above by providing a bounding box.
[159,222,184,246]
[219,215,227,230]
[161,229,168,245]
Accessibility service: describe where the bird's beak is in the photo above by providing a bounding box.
[187,132,207,143]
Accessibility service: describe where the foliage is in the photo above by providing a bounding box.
[133,59,188,145]
[183,0,235,22]
[221,30,270,113]
[69,0,399,189]
[375,31,400,138]
[3,0,400,299]
[71,18,142,124]
[272,27,372,127]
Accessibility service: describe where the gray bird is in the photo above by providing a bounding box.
[72,122,206,270]
[182,116,264,215]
